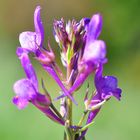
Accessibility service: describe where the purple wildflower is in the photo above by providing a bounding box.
[88,64,121,121]
[19,6,55,65]
[13,6,122,139]
[18,6,76,104]
[79,64,122,139]
[13,49,64,125]
[68,14,107,94]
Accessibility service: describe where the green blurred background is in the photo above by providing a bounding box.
[0,0,140,140]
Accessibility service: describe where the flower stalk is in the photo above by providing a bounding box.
[65,64,74,139]
[12,6,122,140]
[78,110,88,127]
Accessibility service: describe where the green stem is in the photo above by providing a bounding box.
[66,98,72,125]
[78,110,88,127]
[65,64,74,140]
[66,64,73,125]
[65,120,74,140]
[78,121,94,133]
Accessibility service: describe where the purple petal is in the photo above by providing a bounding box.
[19,31,38,53]
[38,107,64,125]
[43,66,77,105]
[69,67,92,94]
[113,88,122,100]
[32,93,51,107]
[87,108,101,124]
[95,64,122,100]
[44,109,64,125]
[86,14,102,42]
[16,47,29,56]
[82,17,90,32]
[56,64,95,100]
[99,76,121,100]
[103,76,118,90]
[73,41,106,94]
[13,96,29,110]
[16,48,38,90]
[83,40,107,65]
[32,96,64,125]
[83,18,90,27]
[34,6,44,47]
[94,64,103,90]
[13,79,36,100]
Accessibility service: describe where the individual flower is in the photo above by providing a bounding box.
[18,6,76,104]
[13,49,64,125]
[19,6,55,65]
[70,14,107,93]
[79,64,122,139]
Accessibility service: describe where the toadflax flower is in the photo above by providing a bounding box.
[13,5,122,140]
[18,6,76,104]
[69,14,107,93]
[13,48,64,125]
[79,64,122,139]
[87,64,121,120]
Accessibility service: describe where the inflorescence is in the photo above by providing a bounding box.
[13,6,122,140]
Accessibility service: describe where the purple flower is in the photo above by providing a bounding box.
[68,14,107,94]
[88,64,121,121]
[13,79,37,109]
[18,6,76,104]
[94,64,122,101]
[19,6,55,65]
[13,50,64,125]
[79,64,122,139]
[13,6,122,139]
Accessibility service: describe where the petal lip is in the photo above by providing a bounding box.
[13,79,36,100]
[95,64,122,100]
[113,88,122,100]
[16,47,28,57]
[19,31,37,53]
[13,96,29,110]
[83,18,90,27]
[83,40,106,64]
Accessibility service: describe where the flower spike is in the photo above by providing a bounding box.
[13,6,122,139]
